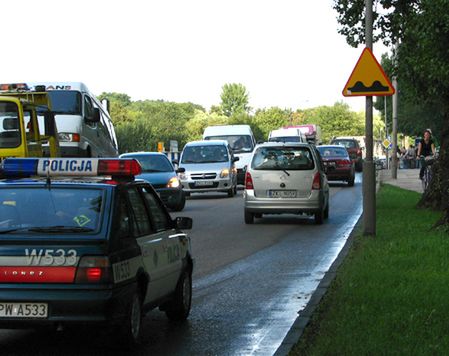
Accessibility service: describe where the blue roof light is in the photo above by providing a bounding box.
[2,158,39,177]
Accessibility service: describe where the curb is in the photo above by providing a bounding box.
[274,215,363,356]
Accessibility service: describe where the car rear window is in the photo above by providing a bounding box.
[251,146,315,170]
[332,140,357,149]
[318,147,348,157]
[0,187,104,234]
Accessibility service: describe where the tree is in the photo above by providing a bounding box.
[252,107,292,141]
[333,0,449,225]
[220,83,251,117]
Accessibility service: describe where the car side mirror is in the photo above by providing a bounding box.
[175,216,192,230]
[232,157,240,163]
[176,167,185,173]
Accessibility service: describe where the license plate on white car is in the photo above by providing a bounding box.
[195,181,213,187]
[0,303,48,318]
[268,190,297,198]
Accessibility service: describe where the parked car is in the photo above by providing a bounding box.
[120,152,186,211]
[317,145,355,186]
[177,140,239,197]
[330,137,363,171]
[243,142,329,224]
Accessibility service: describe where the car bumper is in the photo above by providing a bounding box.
[181,178,234,193]
[0,284,135,329]
[326,168,353,181]
[243,189,324,214]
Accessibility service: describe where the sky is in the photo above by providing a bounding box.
[3,0,389,113]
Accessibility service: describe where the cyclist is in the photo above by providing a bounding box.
[416,128,436,180]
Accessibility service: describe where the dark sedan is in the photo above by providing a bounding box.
[317,145,355,186]
[120,152,186,211]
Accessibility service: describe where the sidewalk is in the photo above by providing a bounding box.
[378,168,422,193]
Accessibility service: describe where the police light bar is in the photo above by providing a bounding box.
[1,158,142,178]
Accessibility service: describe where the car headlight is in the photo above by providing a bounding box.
[220,168,230,178]
[178,172,186,180]
[167,177,180,188]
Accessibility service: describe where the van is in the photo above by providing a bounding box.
[28,82,118,158]
[268,127,307,143]
[203,125,256,184]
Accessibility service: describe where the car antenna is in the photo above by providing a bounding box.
[45,166,52,190]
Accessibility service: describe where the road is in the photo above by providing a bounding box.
[0,175,362,356]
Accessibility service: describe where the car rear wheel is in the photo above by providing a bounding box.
[244,210,254,224]
[324,203,329,219]
[314,208,324,225]
[117,291,143,348]
[165,269,192,321]
[348,176,355,187]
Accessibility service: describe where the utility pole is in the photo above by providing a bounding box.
[384,96,389,169]
[391,43,399,179]
[363,0,376,235]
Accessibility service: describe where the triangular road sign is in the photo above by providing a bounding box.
[343,47,395,97]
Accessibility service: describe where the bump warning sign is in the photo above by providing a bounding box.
[343,47,395,97]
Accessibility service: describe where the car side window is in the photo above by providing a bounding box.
[141,186,171,232]
[112,191,131,240]
[127,187,152,237]
[84,95,94,120]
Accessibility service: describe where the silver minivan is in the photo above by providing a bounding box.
[178,140,239,197]
[243,142,329,224]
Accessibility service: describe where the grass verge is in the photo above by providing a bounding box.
[290,184,449,355]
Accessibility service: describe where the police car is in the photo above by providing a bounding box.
[0,158,194,346]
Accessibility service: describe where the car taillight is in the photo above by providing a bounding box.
[336,159,352,166]
[245,171,254,190]
[75,256,111,283]
[312,172,321,190]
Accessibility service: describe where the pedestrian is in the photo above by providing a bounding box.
[405,145,416,169]
[416,129,436,180]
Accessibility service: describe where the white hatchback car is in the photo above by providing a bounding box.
[243,142,330,224]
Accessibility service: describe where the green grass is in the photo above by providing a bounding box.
[291,184,449,355]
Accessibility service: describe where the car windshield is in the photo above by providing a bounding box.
[125,155,173,173]
[333,140,356,149]
[205,135,253,153]
[40,91,82,115]
[0,102,21,149]
[268,136,301,143]
[181,145,229,163]
[318,147,349,158]
[252,147,315,170]
[0,187,103,234]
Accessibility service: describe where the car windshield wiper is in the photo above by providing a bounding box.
[143,169,166,172]
[27,226,94,233]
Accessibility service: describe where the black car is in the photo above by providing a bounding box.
[0,158,193,347]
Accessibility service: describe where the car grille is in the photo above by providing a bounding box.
[190,173,217,180]
[188,182,219,189]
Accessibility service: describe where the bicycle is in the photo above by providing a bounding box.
[420,155,435,191]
